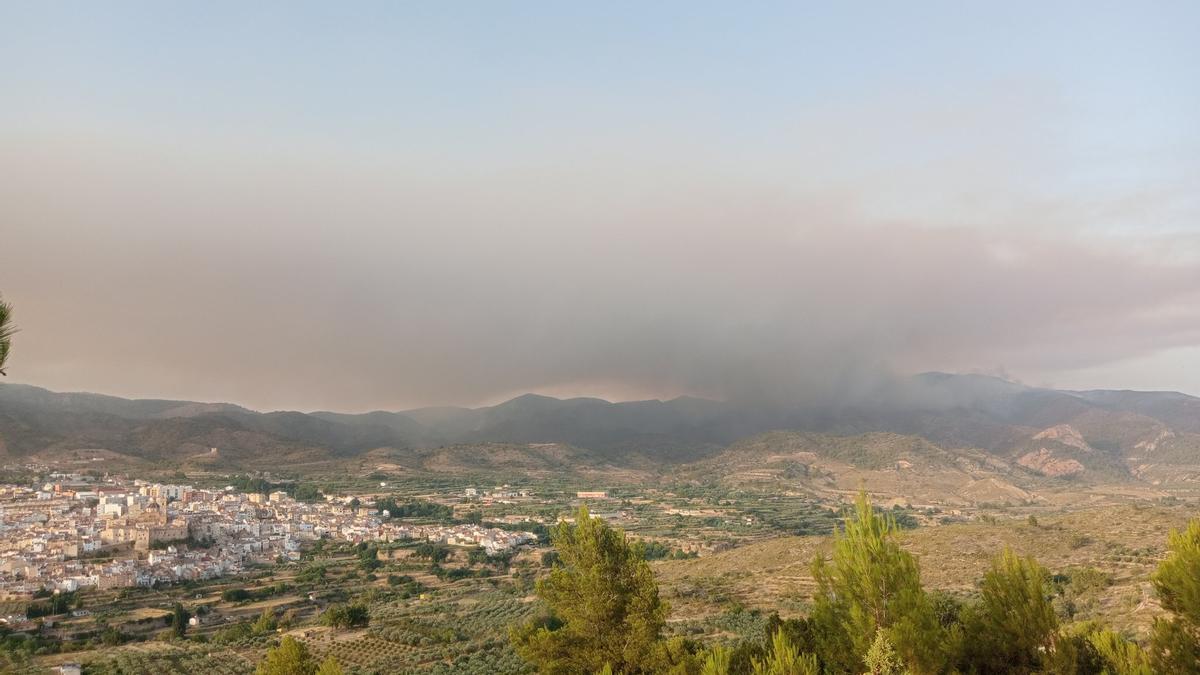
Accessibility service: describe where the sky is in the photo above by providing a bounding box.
[2,2,1199,411]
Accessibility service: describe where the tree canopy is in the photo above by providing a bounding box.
[314,655,345,675]
[1150,518,1200,672]
[509,493,1199,674]
[0,295,15,376]
[321,602,370,629]
[511,506,669,674]
[809,492,946,673]
[960,548,1058,674]
[256,637,344,675]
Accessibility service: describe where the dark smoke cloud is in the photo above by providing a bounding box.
[3,133,1200,411]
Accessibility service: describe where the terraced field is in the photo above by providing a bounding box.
[16,483,1196,675]
[38,642,253,675]
[287,582,536,674]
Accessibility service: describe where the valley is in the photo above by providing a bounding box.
[2,375,1199,673]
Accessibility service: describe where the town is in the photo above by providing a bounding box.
[0,474,537,602]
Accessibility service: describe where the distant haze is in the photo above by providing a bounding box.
[2,3,1199,411]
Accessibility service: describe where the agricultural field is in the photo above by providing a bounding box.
[21,531,544,674]
[10,471,1197,674]
[303,582,536,674]
[56,643,254,675]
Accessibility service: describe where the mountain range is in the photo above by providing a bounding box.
[1,374,1198,485]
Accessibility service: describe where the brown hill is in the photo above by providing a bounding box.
[689,431,1042,507]
[3,374,1199,477]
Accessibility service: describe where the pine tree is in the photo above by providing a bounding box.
[256,636,318,675]
[171,603,190,639]
[1150,519,1200,673]
[961,548,1057,674]
[1084,626,1153,675]
[252,608,277,635]
[314,655,345,675]
[751,630,819,675]
[699,645,733,675]
[863,632,907,675]
[511,506,667,674]
[809,492,945,674]
[0,295,15,376]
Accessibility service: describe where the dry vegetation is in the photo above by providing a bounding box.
[655,502,1196,639]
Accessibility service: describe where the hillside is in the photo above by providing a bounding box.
[687,431,1044,506]
[655,503,1195,640]
[2,375,1199,482]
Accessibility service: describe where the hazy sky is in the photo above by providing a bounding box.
[3,2,1199,411]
